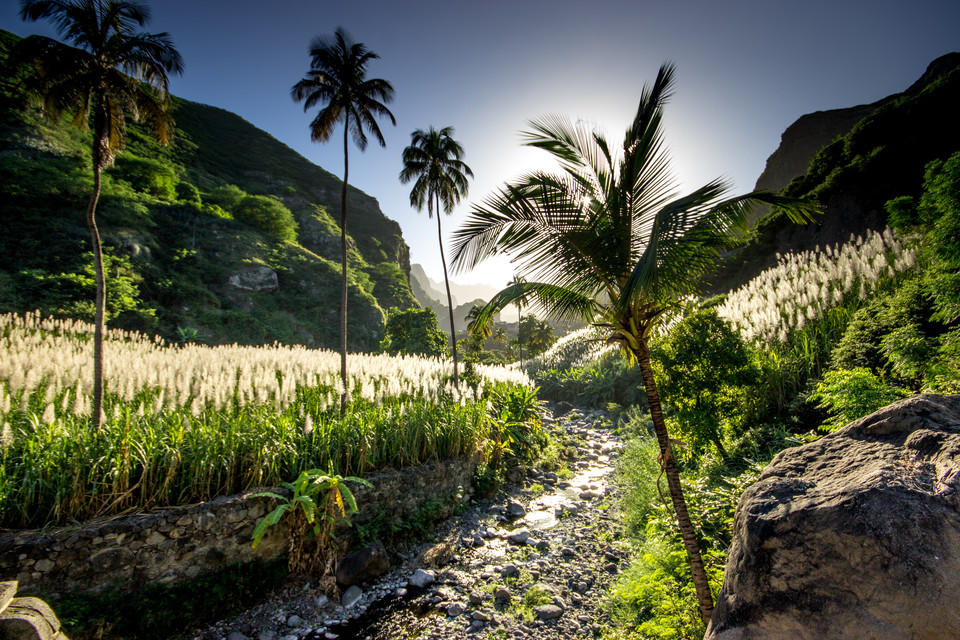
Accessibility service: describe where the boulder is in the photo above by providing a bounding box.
[706,394,960,640]
[228,266,279,292]
[335,540,389,587]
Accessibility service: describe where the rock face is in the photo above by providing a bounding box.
[228,266,279,292]
[706,394,960,640]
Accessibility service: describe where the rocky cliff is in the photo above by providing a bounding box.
[712,52,960,293]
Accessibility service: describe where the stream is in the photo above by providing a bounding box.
[183,407,625,640]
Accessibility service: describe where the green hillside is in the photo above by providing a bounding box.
[0,29,416,349]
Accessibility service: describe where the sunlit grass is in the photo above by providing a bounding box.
[0,312,533,527]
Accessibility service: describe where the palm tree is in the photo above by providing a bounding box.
[400,126,473,388]
[508,275,531,365]
[466,303,493,339]
[292,27,395,415]
[451,63,817,623]
[18,0,183,432]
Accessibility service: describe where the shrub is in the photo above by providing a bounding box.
[113,156,178,200]
[235,195,298,242]
[809,368,909,432]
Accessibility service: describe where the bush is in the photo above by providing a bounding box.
[809,368,909,432]
[235,195,298,242]
[113,156,178,200]
[380,307,447,357]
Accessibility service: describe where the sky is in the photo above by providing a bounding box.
[3,0,959,290]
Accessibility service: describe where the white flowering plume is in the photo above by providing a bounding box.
[527,325,614,372]
[0,311,532,420]
[716,227,917,344]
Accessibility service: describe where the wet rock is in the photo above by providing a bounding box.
[408,569,435,588]
[285,614,303,627]
[534,604,564,620]
[341,586,362,609]
[336,540,390,586]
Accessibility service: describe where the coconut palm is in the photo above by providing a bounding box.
[508,275,531,365]
[466,303,493,339]
[451,63,818,623]
[400,126,473,388]
[292,27,395,415]
[18,0,183,432]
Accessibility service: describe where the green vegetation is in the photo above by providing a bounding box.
[380,307,448,356]
[603,153,960,639]
[0,28,416,351]
[0,313,536,528]
[251,469,371,575]
[400,125,474,387]
[17,0,185,431]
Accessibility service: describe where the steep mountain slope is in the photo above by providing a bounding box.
[711,52,960,294]
[0,29,416,349]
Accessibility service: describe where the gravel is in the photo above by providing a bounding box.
[177,407,624,640]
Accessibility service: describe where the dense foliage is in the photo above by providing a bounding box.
[0,312,534,527]
[603,150,960,639]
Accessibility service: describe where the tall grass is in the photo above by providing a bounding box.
[0,312,531,528]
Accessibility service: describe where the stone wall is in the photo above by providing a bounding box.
[1,456,477,598]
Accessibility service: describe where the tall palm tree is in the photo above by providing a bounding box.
[508,275,531,365]
[18,0,183,432]
[292,27,395,415]
[451,63,818,623]
[400,126,473,388]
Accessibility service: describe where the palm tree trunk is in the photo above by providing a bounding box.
[88,161,105,432]
[437,194,458,388]
[634,339,715,624]
[517,307,523,366]
[339,121,349,417]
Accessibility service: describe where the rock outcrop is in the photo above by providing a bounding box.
[228,266,280,292]
[706,394,960,640]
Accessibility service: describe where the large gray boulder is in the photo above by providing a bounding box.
[706,394,960,640]
[227,266,279,292]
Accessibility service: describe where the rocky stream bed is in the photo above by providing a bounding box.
[180,407,625,640]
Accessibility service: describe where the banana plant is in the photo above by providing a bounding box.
[251,469,372,549]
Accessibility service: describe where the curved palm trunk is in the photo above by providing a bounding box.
[88,161,105,432]
[634,340,714,624]
[437,194,459,388]
[339,122,350,417]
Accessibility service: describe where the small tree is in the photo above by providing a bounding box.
[652,308,760,460]
[380,307,447,357]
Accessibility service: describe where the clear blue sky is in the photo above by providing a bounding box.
[3,0,958,288]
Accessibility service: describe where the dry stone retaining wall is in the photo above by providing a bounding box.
[0,456,476,598]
